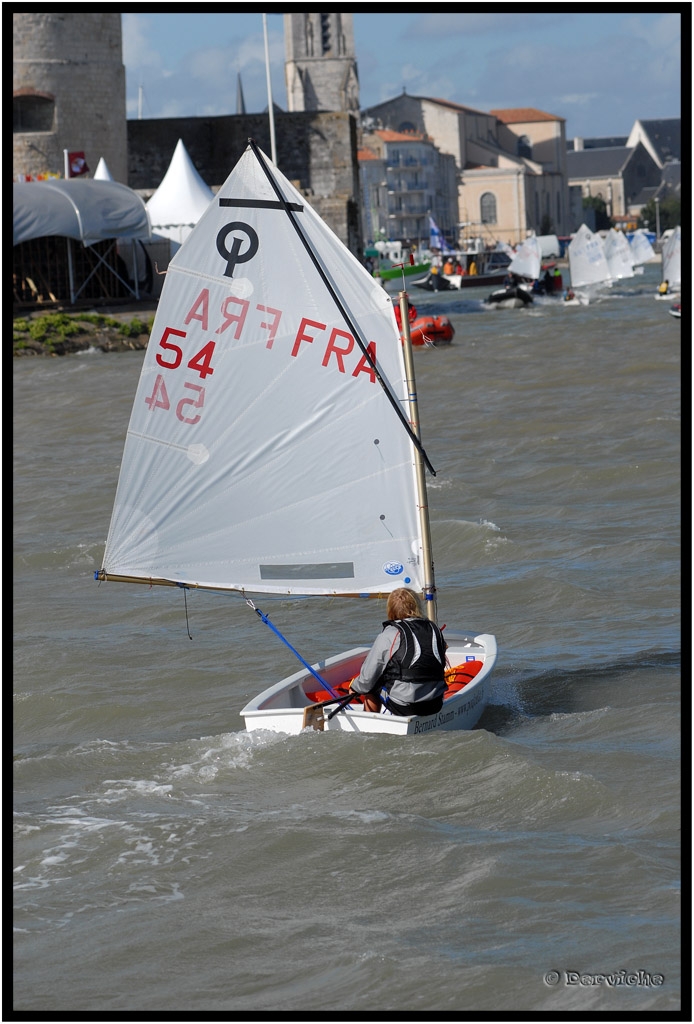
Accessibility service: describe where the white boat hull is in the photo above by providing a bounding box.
[240,630,496,736]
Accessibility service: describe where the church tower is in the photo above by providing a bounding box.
[284,14,360,114]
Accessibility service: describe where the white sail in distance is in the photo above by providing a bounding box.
[603,228,634,280]
[661,226,681,288]
[568,224,612,290]
[629,229,656,266]
[508,235,542,281]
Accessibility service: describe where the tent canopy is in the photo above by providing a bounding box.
[13,179,151,247]
[93,157,114,181]
[146,138,214,244]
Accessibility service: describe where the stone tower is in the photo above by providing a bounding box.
[13,12,127,182]
[284,13,360,114]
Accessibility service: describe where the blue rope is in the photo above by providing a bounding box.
[247,600,341,699]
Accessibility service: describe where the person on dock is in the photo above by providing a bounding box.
[349,588,447,716]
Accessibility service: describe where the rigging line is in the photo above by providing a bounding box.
[245,599,341,699]
[177,583,193,639]
[246,138,436,478]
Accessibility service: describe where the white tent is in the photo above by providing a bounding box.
[13,179,151,303]
[93,157,114,181]
[145,138,215,249]
[13,179,150,247]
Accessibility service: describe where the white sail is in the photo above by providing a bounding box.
[568,224,612,290]
[100,144,425,597]
[603,228,634,280]
[508,235,541,280]
[629,229,656,266]
[661,226,681,288]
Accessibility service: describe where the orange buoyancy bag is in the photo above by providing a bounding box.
[443,660,483,695]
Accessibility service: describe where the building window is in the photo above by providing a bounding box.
[480,192,497,224]
[13,93,55,132]
[320,14,331,54]
[517,134,532,159]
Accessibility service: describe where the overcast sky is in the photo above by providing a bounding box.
[122,11,682,142]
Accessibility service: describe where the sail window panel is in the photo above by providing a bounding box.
[259,562,355,580]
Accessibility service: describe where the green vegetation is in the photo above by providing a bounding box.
[638,196,681,234]
[12,311,155,355]
[118,317,147,337]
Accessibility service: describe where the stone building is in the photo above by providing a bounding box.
[362,94,572,246]
[284,13,359,113]
[127,110,362,255]
[13,12,127,182]
[13,11,366,307]
[566,141,662,225]
[358,129,458,248]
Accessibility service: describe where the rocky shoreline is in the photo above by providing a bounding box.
[13,304,157,358]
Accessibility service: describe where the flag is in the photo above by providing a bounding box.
[68,151,89,177]
[429,216,454,253]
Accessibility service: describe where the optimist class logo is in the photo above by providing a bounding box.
[383,561,404,576]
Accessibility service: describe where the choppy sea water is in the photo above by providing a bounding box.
[13,262,683,1015]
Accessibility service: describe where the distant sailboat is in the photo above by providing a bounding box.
[603,228,634,280]
[484,235,539,308]
[567,224,612,303]
[629,229,656,273]
[507,235,542,282]
[658,226,681,297]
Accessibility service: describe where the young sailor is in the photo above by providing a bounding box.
[349,588,447,716]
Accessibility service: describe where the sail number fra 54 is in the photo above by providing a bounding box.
[143,286,380,426]
[144,326,216,425]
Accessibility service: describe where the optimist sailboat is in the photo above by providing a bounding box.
[629,229,656,274]
[96,140,496,736]
[567,224,612,303]
[656,226,681,299]
[603,228,635,281]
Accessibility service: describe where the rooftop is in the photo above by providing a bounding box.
[491,107,564,124]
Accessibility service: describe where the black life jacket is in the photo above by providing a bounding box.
[379,618,447,691]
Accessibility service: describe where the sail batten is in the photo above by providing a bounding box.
[99,143,427,598]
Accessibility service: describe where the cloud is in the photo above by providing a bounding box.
[402,12,543,38]
[556,93,602,109]
[121,17,287,118]
[122,14,162,72]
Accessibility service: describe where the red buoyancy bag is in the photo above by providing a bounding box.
[443,660,483,696]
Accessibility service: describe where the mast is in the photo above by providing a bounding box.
[398,289,437,623]
[262,14,277,165]
[248,139,436,477]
